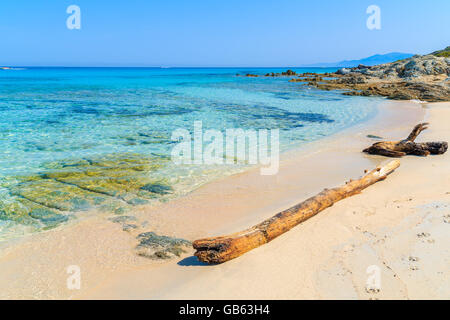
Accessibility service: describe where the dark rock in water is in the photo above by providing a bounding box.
[367,134,383,140]
[127,198,149,206]
[69,197,91,211]
[122,223,138,232]
[29,208,69,228]
[136,232,191,259]
[281,69,297,76]
[140,183,173,195]
[247,70,295,77]
[109,215,139,232]
[109,215,137,224]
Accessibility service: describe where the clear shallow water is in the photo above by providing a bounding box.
[0,67,381,239]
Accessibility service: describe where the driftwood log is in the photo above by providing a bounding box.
[193,160,400,264]
[363,123,448,157]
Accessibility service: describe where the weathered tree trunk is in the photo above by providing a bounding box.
[193,160,400,264]
[363,123,448,157]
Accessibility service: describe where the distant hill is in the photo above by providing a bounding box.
[306,52,414,68]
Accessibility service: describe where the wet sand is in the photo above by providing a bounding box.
[1,100,449,300]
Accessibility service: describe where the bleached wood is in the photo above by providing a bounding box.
[193,160,401,264]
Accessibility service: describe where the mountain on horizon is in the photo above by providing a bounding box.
[306,52,415,68]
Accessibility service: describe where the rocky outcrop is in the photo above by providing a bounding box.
[241,49,450,101]
[351,54,450,79]
[341,81,450,102]
[289,50,450,102]
[336,68,351,75]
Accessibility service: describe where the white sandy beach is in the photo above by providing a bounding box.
[0,100,448,300]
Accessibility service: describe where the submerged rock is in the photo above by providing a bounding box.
[109,215,139,232]
[0,197,65,228]
[136,232,191,259]
[0,153,172,229]
[29,208,69,228]
[122,223,138,232]
[109,215,137,224]
[140,183,173,195]
[367,134,383,140]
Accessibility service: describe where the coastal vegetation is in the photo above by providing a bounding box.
[432,46,450,58]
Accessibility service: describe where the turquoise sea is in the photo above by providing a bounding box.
[0,67,381,239]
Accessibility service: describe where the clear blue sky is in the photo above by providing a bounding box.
[0,0,449,67]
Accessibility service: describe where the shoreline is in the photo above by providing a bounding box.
[1,99,449,299]
[130,99,425,240]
